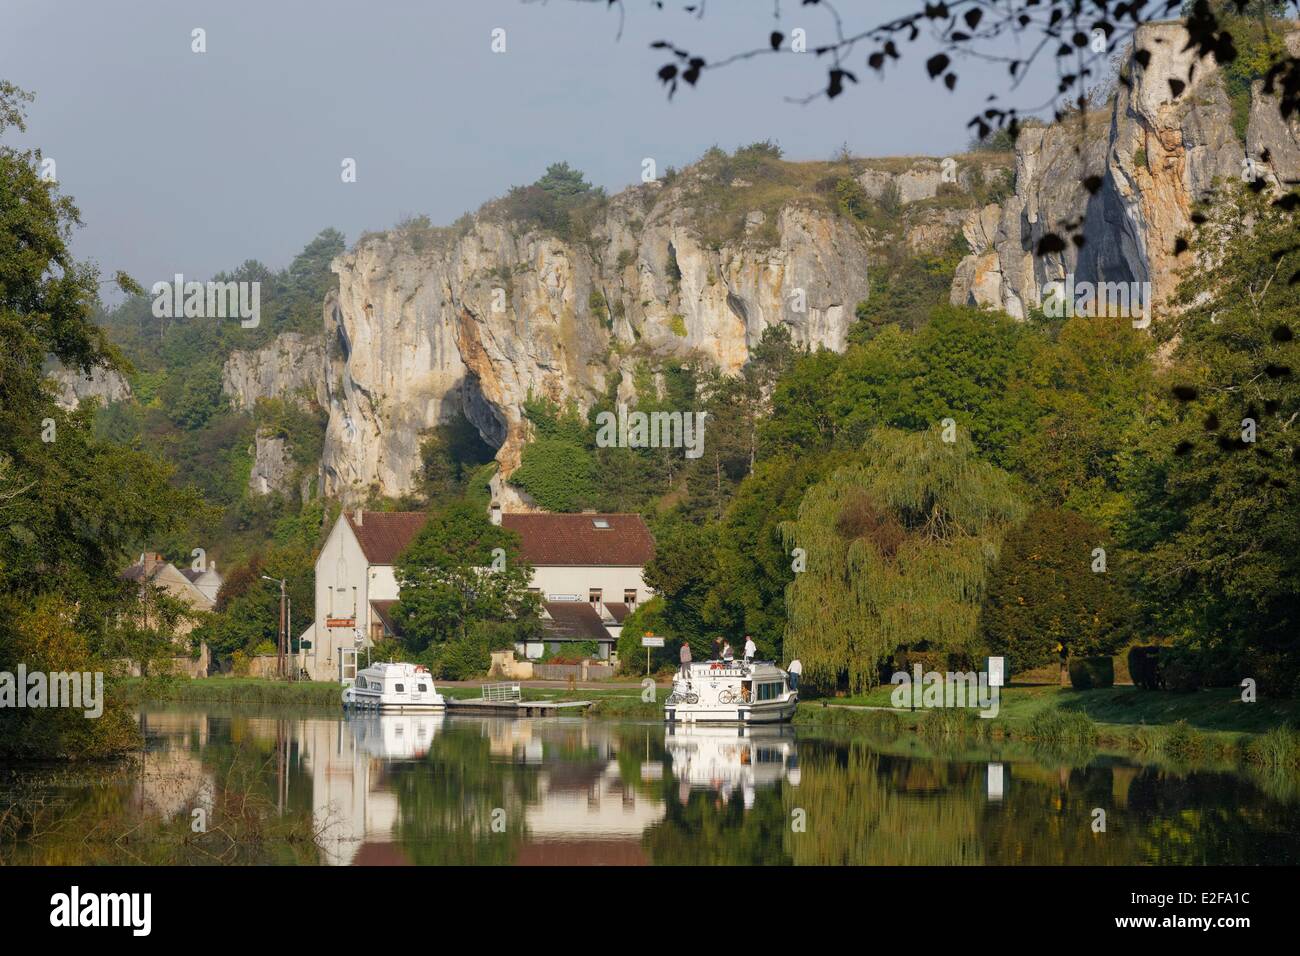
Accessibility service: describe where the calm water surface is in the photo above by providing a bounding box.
[2,705,1297,865]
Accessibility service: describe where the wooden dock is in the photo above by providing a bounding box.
[445,697,593,717]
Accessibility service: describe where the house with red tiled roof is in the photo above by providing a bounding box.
[301,506,655,680]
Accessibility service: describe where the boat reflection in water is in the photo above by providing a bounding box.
[664,723,799,809]
[347,713,446,761]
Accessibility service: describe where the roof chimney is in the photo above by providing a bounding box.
[489,503,502,526]
[354,509,364,526]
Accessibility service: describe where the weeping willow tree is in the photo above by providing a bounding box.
[781,426,1025,693]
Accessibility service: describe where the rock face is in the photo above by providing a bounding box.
[248,432,293,497]
[322,179,880,503]
[222,332,326,411]
[952,22,1254,319]
[1247,31,1300,188]
[47,361,132,411]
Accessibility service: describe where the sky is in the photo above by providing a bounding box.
[1,0,1035,289]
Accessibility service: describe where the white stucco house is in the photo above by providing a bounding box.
[300,507,655,681]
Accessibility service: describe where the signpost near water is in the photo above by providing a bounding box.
[642,632,664,676]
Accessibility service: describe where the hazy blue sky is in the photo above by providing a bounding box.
[2,0,1030,288]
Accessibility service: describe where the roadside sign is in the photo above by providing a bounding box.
[641,636,665,647]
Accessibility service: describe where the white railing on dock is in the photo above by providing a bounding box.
[481,682,522,703]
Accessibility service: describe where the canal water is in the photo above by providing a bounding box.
[2,705,1297,865]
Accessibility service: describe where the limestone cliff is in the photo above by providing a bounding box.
[320,164,921,503]
[952,22,1270,319]
[221,332,326,411]
[47,361,132,411]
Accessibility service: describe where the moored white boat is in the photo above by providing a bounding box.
[664,660,798,724]
[342,661,445,712]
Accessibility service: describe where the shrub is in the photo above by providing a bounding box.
[1161,720,1208,761]
[1127,645,1164,690]
[1068,656,1114,690]
[437,635,491,681]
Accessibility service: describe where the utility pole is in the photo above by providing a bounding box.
[262,576,288,679]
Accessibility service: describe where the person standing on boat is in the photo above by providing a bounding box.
[679,639,692,679]
[721,640,734,662]
[788,659,802,691]
[743,635,756,664]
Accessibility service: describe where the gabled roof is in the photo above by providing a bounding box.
[341,510,655,569]
[369,599,401,637]
[603,602,632,624]
[344,512,428,565]
[502,513,654,567]
[543,601,614,642]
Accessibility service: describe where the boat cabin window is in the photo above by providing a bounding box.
[394,683,405,693]
[756,682,783,701]
[356,677,368,689]
[417,684,428,692]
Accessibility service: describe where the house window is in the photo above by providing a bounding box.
[592,518,610,529]
[624,589,637,604]
[370,621,384,642]
[589,588,602,605]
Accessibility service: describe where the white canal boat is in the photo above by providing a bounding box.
[341,661,445,712]
[664,660,798,724]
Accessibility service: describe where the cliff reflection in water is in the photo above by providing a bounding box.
[2,706,1297,866]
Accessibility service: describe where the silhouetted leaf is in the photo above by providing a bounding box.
[926,53,950,78]
[1036,233,1067,255]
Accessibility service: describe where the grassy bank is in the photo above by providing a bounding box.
[116,676,341,707]
[815,683,1300,733]
[795,684,1300,770]
[123,676,657,715]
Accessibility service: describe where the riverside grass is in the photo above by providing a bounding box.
[795,689,1300,770]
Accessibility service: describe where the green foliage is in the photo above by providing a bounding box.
[391,501,539,653]
[192,504,321,665]
[509,438,597,511]
[980,506,1135,669]
[642,519,718,660]
[616,596,673,673]
[781,426,1025,694]
[1121,183,1300,694]
[493,162,607,243]
[850,237,969,339]
[0,85,199,756]
[766,306,1041,471]
[414,413,496,503]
